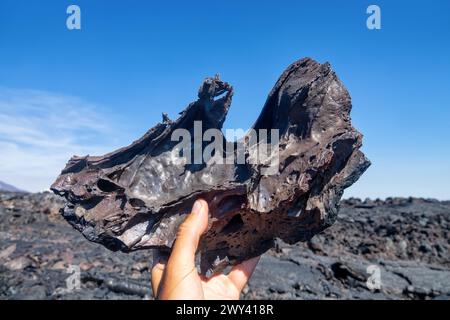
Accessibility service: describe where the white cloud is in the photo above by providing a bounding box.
[0,87,128,192]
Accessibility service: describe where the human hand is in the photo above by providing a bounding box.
[151,199,260,300]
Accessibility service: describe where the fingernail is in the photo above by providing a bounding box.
[192,200,203,214]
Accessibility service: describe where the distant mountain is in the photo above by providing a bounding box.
[0,180,27,193]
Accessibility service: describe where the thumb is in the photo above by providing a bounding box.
[157,199,209,299]
[166,199,209,275]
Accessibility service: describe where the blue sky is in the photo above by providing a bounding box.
[0,0,449,199]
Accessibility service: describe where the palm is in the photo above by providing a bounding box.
[151,199,259,300]
[201,274,242,300]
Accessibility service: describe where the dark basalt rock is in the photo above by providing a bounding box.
[51,58,370,274]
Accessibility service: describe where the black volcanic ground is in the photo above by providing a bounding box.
[0,192,449,300]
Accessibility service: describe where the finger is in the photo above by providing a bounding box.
[167,199,208,273]
[151,250,168,297]
[227,256,260,293]
[158,199,209,299]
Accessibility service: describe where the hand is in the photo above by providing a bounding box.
[151,199,260,300]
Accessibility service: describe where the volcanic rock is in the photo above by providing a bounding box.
[51,58,370,273]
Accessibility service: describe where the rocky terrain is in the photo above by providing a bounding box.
[0,191,449,300]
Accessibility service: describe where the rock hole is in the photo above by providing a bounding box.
[129,198,145,208]
[97,179,123,193]
[214,195,246,219]
[221,214,244,234]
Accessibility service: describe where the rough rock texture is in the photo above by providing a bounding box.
[1,192,448,300]
[51,58,370,273]
[246,197,450,299]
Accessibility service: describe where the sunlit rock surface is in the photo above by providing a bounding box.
[51,58,370,273]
